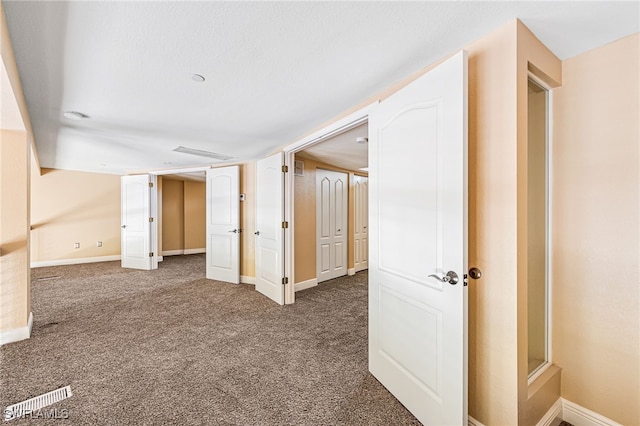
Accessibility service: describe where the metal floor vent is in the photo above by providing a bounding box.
[4,385,72,421]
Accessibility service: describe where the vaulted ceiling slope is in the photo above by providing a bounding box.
[3,1,638,175]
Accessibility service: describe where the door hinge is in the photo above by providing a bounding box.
[149,182,154,188]
[282,165,288,173]
[282,221,288,229]
[149,252,154,257]
[149,217,154,222]
[282,277,289,285]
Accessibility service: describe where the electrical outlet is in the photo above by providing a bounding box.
[74,243,80,249]
[97,241,102,247]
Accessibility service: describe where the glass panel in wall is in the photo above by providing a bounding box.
[527,78,549,377]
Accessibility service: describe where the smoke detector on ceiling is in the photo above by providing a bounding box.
[191,74,205,82]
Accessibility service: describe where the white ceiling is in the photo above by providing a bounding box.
[298,123,368,171]
[3,1,638,175]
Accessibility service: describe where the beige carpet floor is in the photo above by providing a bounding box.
[0,254,419,425]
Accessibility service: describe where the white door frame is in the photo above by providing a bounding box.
[283,102,378,304]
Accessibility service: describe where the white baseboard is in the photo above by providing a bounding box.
[561,398,622,426]
[240,275,255,285]
[468,415,484,426]
[347,268,356,276]
[158,256,164,262]
[0,312,33,346]
[161,250,184,256]
[183,248,205,255]
[295,278,318,292]
[537,398,563,426]
[31,255,121,268]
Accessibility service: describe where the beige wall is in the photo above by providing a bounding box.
[161,179,185,252]
[184,181,206,250]
[293,155,366,283]
[516,22,563,426]
[0,130,30,333]
[1,3,32,339]
[527,86,547,373]
[160,179,207,253]
[239,162,256,278]
[465,21,520,425]
[30,164,121,262]
[551,33,639,426]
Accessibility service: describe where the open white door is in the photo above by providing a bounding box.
[121,174,158,270]
[368,51,468,425]
[206,166,240,284]
[255,152,285,305]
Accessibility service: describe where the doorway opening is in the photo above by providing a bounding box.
[157,172,207,261]
[282,103,376,303]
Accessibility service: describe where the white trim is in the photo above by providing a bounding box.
[31,255,121,268]
[0,312,33,346]
[347,268,356,276]
[561,398,622,426]
[240,275,256,285]
[537,398,563,426]
[149,166,212,175]
[283,101,378,304]
[158,256,164,262]
[528,361,551,385]
[294,278,318,292]
[284,102,378,153]
[468,415,484,426]
[161,250,184,256]
[183,248,205,255]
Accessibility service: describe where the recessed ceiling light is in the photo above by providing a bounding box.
[356,137,368,144]
[63,111,88,120]
[191,74,205,82]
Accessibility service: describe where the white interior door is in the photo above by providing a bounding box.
[255,153,285,304]
[316,169,348,283]
[354,175,368,273]
[121,174,158,270]
[368,50,468,425]
[206,166,240,284]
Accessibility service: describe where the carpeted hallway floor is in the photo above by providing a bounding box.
[0,254,419,425]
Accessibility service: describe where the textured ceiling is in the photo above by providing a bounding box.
[3,1,638,175]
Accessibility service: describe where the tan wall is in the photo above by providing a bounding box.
[184,181,206,250]
[160,179,206,253]
[527,86,547,371]
[293,155,366,283]
[161,179,185,252]
[551,33,639,426]
[1,3,31,338]
[0,130,30,333]
[466,21,520,425]
[515,21,563,426]
[240,162,256,278]
[30,164,121,262]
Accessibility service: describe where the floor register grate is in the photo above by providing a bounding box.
[4,385,72,421]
